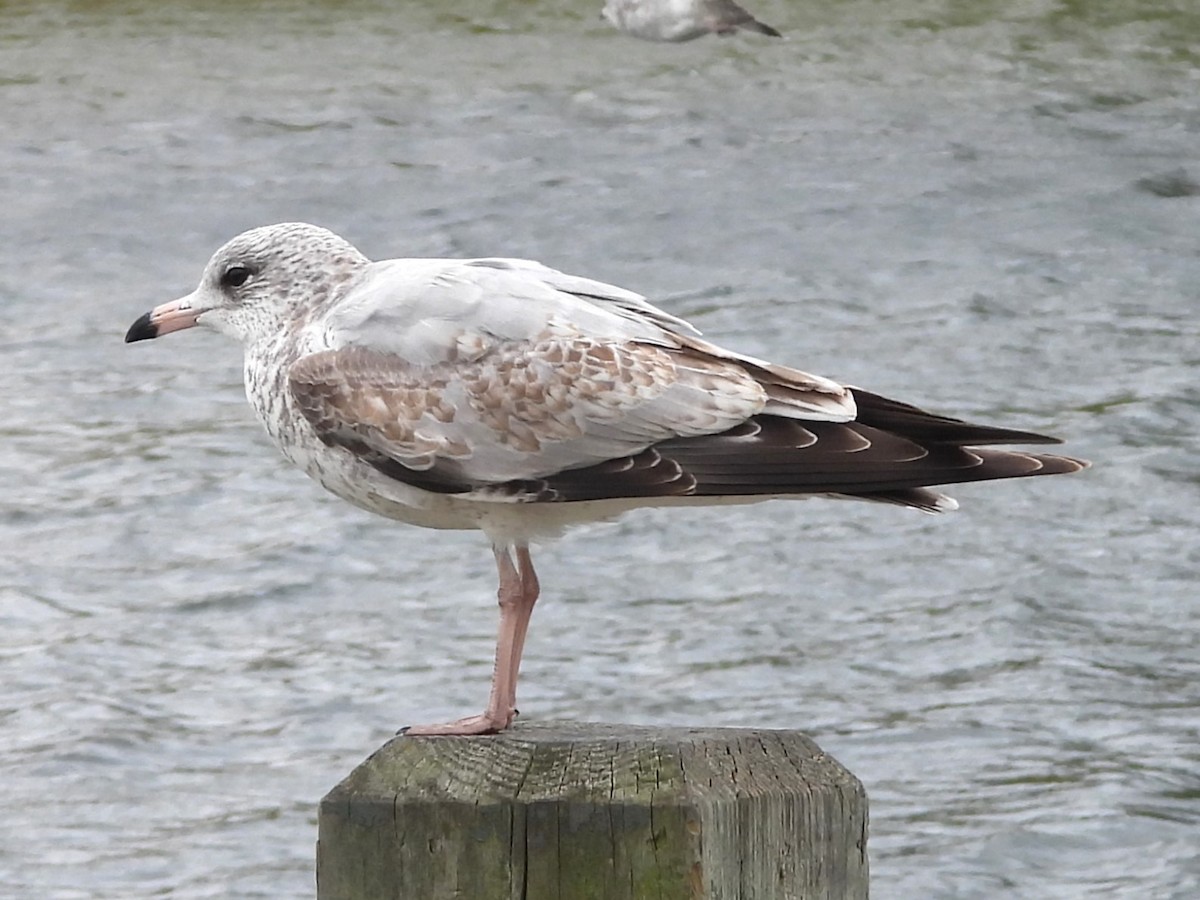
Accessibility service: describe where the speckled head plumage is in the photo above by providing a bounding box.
[125,222,370,346]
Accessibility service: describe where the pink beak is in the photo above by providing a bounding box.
[125,295,201,343]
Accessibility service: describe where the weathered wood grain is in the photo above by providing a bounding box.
[317,722,868,899]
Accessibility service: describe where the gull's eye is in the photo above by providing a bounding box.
[220,265,253,289]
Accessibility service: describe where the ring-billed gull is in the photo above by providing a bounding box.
[125,222,1087,736]
[601,0,782,42]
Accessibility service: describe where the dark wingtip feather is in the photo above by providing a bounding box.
[850,388,1068,446]
[751,20,783,38]
[1031,453,1090,475]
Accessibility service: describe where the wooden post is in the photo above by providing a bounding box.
[317,722,868,900]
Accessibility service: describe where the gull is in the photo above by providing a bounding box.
[601,0,782,42]
[125,222,1087,736]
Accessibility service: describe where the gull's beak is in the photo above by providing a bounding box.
[125,293,202,343]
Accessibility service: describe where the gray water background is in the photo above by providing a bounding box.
[2,1,1198,896]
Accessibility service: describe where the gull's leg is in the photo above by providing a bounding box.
[502,545,540,716]
[402,543,536,737]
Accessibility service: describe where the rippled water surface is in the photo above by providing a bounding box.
[3,1,1199,897]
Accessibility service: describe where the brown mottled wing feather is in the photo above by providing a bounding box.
[290,345,1085,508]
[287,338,770,493]
[289,345,474,492]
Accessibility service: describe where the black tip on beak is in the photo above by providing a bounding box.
[125,312,157,343]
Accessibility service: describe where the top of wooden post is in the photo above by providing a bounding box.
[319,722,868,900]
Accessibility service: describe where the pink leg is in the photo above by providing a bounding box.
[402,544,540,737]
[502,545,540,714]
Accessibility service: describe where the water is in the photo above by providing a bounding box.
[2,1,1198,897]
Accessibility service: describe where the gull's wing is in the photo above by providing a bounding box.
[705,0,782,37]
[289,258,855,493]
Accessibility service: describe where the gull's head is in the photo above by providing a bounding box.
[125,222,369,347]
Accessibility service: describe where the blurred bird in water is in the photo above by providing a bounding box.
[601,0,782,43]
